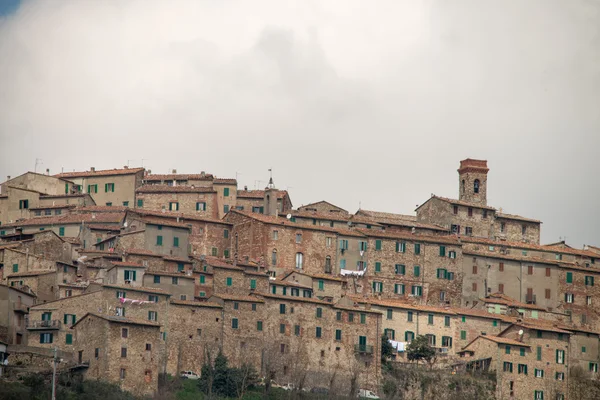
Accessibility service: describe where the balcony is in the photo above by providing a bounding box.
[354,344,374,355]
[27,320,61,330]
[12,303,29,313]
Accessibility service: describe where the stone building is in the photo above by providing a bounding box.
[236,189,292,215]
[461,322,569,400]
[143,172,214,187]
[72,312,161,396]
[0,212,124,238]
[55,167,145,207]
[0,284,36,344]
[135,185,219,219]
[416,159,541,244]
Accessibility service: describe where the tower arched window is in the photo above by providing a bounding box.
[272,249,277,266]
[461,179,465,194]
[474,179,480,194]
[325,256,332,274]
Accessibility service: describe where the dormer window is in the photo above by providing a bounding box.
[474,179,480,194]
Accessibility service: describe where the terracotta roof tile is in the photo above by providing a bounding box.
[145,271,195,279]
[237,190,288,199]
[462,237,598,258]
[258,293,330,305]
[496,213,541,224]
[2,213,124,228]
[55,167,144,178]
[418,195,497,211]
[127,209,231,225]
[136,185,216,194]
[298,201,348,213]
[74,206,129,213]
[88,224,122,231]
[7,270,55,278]
[145,173,214,181]
[272,278,312,290]
[102,284,170,295]
[73,312,160,328]
[356,209,416,222]
[477,335,531,347]
[213,178,237,185]
[356,228,460,245]
[481,293,546,311]
[29,204,77,211]
[138,217,192,230]
[110,261,145,268]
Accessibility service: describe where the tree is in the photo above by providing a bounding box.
[381,334,394,362]
[406,335,436,367]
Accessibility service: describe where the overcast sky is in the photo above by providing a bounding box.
[0,0,599,247]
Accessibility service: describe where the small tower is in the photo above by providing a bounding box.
[458,159,489,206]
[263,169,279,216]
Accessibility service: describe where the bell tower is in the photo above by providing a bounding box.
[458,159,489,206]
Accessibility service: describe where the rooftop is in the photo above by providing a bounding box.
[73,312,161,328]
[237,189,288,199]
[55,167,144,178]
[136,185,216,194]
[145,173,214,181]
[2,213,124,228]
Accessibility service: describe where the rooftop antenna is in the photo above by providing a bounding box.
[35,158,43,173]
[267,168,274,188]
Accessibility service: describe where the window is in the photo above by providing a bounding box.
[348,312,354,322]
[444,316,450,326]
[295,233,302,243]
[499,283,504,293]
[522,225,527,235]
[18,199,29,209]
[405,331,415,342]
[223,187,230,197]
[271,249,277,266]
[425,334,436,346]
[372,281,383,293]
[172,237,179,247]
[280,324,285,334]
[499,262,504,272]
[195,201,206,211]
[119,368,126,380]
[63,314,76,325]
[590,362,598,373]
[467,207,473,217]
[156,235,163,246]
[121,347,127,358]
[226,277,232,286]
[395,283,405,294]
[172,277,178,285]
[460,330,466,340]
[556,372,565,381]
[360,313,366,324]
[587,296,592,306]
[295,253,303,269]
[534,391,543,400]
[386,309,393,320]
[336,311,342,321]
[527,265,533,275]
[231,318,238,329]
[359,241,368,252]
[453,205,458,215]
[212,247,218,256]
[340,259,346,269]
[136,199,144,208]
[148,311,157,321]
[95,348,99,358]
[148,295,158,303]
[124,270,137,281]
[294,325,301,336]
[375,262,381,273]
[335,329,342,341]
[565,293,574,303]
[58,226,65,236]
[395,264,405,275]
[482,209,488,218]
[414,243,421,255]
[250,279,256,290]
[317,280,324,291]
[520,348,525,357]
[325,237,331,247]
[339,239,348,250]
[324,256,331,273]
[116,291,126,299]
[586,276,595,286]
[105,183,115,193]
[233,302,239,310]
[40,333,53,344]
[451,224,460,234]
[411,285,422,296]
[566,272,573,283]
[122,328,129,338]
[406,311,413,322]
[279,304,286,314]
[428,314,434,324]
[442,336,452,347]
[465,227,473,236]
[437,268,447,279]
[384,329,395,340]
[88,184,98,194]
[472,282,477,291]
[375,239,382,251]
[414,265,420,277]
[472,265,478,274]
[517,364,528,375]
[316,327,322,338]
[396,241,406,253]
[316,308,322,318]
[449,250,456,259]
[251,303,257,311]
[582,346,587,353]
[556,350,565,364]
[503,362,513,373]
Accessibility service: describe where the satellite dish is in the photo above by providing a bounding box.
[518,329,524,336]
[286,214,292,220]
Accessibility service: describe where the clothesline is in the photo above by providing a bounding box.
[119,297,155,305]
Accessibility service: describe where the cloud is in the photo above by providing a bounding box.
[0,0,599,246]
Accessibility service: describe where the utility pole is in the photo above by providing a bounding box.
[51,346,57,400]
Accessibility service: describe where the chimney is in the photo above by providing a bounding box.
[90,167,95,172]
[201,171,205,176]
[123,166,128,169]
[172,169,177,174]
[7,176,10,180]
[46,168,50,175]
[244,185,248,191]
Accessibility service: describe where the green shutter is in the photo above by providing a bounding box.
[226,277,232,286]
[132,271,137,281]
[250,279,256,289]
[439,246,446,256]
[59,227,65,236]
[375,240,382,250]
[12,264,18,273]
[156,236,163,246]
[537,346,542,360]
[375,262,381,272]
[414,266,420,277]
[318,280,324,290]
[460,331,466,340]
[224,188,230,196]
[566,272,573,283]
[66,333,73,345]
[173,237,179,247]
[200,275,205,284]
